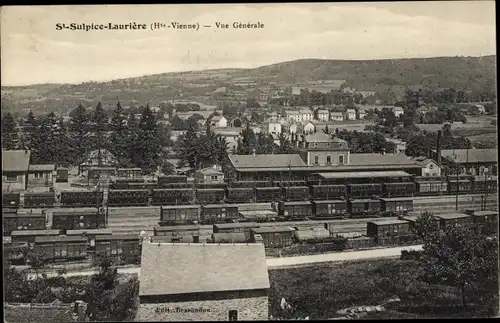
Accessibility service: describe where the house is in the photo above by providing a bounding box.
[27,164,55,190]
[330,112,344,122]
[2,150,31,192]
[285,110,300,122]
[298,120,315,135]
[386,138,407,154]
[432,148,498,176]
[195,167,225,184]
[263,118,282,135]
[212,128,242,153]
[287,122,298,134]
[137,242,270,321]
[345,108,356,120]
[356,108,366,120]
[317,109,330,122]
[210,115,227,128]
[298,108,313,122]
[392,106,404,118]
[412,157,441,177]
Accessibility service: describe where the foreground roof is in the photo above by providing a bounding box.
[2,150,31,172]
[139,242,269,297]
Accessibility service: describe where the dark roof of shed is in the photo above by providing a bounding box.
[229,154,307,169]
[139,242,269,296]
[312,200,347,204]
[368,219,409,226]
[2,150,31,172]
[435,213,470,220]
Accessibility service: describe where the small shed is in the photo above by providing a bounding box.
[250,227,295,248]
[434,213,471,229]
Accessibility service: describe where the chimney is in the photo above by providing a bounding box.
[436,130,442,166]
[252,149,256,157]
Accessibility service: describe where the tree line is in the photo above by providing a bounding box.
[1,102,172,175]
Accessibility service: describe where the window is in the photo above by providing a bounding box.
[211,175,218,181]
[33,172,44,179]
[5,175,17,182]
[326,155,332,165]
[314,155,319,165]
[338,155,345,165]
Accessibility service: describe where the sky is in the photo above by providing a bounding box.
[1,2,496,86]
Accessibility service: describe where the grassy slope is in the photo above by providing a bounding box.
[268,258,498,320]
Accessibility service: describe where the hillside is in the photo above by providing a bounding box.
[1,55,495,115]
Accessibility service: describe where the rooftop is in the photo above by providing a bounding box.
[11,230,60,236]
[139,242,269,297]
[251,227,295,234]
[196,167,224,176]
[211,232,248,243]
[317,170,411,179]
[435,213,470,220]
[2,150,31,172]
[155,225,200,232]
[472,211,498,217]
[229,154,307,169]
[66,229,113,236]
[28,164,55,172]
[349,153,417,166]
[368,219,409,226]
[304,132,347,143]
[214,222,260,229]
[312,200,347,204]
[35,235,87,243]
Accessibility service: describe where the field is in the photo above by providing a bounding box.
[268,258,498,320]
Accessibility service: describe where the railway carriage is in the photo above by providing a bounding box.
[366,219,411,240]
[196,188,225,204]
[447,178,474,194]
[311,200,348,219]
[159,205,200,225]
[466,210,498,235]
[33,236,88,263]
[3,212,46,236]
[255,187,281,202]
[2,193,20,208]
[250,227,295,248]
[473,179,498,194]
[347,184,383,199]
[310,185,347,200]
[415,180,448,196]
[24,192,55,208]
[60,191,104,207]
[348,199,381,218]
[151,188,194,205]
[66,228,113,250]
[52,211,105,231]
[282,186,310,201]
[11,229,60,244]
[107,189,149,206]
[434,213,472,230]
[225,187,254,203]
[127,182,158,190]
[210,232,248,243]
[200,204,239,224]
[213,222,260,241]
[230,180,274,188]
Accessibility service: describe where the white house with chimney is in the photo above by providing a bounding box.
[298,108,314,122]
[345,108,356,120]
[317,109,330,122]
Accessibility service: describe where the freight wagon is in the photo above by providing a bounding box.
[347,184,382,199]
[24,192,55,208]
[107,189,149,206]
[52,211,105,231]
[250,227,295,248]
[415,180,448,196]
[282,186,310,201]
[213,222,259,241]
[159,205,200,225]
[366,219,411,239]
[348,199,381,217]
[33,236,88,263]
[255,187,281,202]
[379,197,414,216]
[382,182,417,197]
[473,179,498,194]
[151,188,193,205]
[94,235,141,261]
[230,181,275,188]
[434,213,472,230]
[447,179,473,194]
[311,200,348,219]
[196,188,225,204]
[154,225,200,242]
[467,210,498,235]
[310,185,347,200]
[278,201,313,220]
[210,232,248,243]
[3,212,46,236]
[225,188,254,203]
[293,228,331,244]
[2,193,20,208]
[200,204,239,224]
[66,228,113,250]
[60,191,104,207]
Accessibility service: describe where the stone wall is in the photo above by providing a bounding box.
[136,296,268,321]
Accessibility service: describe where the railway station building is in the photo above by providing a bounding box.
[431,148,497,176]
[137,242,270,321]
[226,133,426,182]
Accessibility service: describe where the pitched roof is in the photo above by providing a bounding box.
[2,150,31,172]
[197,167,224,176]
[349,153,417,166]
[434,213,470,220]
[229,154,307,169]
[139,242,269,297]
[368,219,409,226]
[436,149,497,164]
[211,115,225,121]
[330,112,344,116]
[317,110,329,114]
